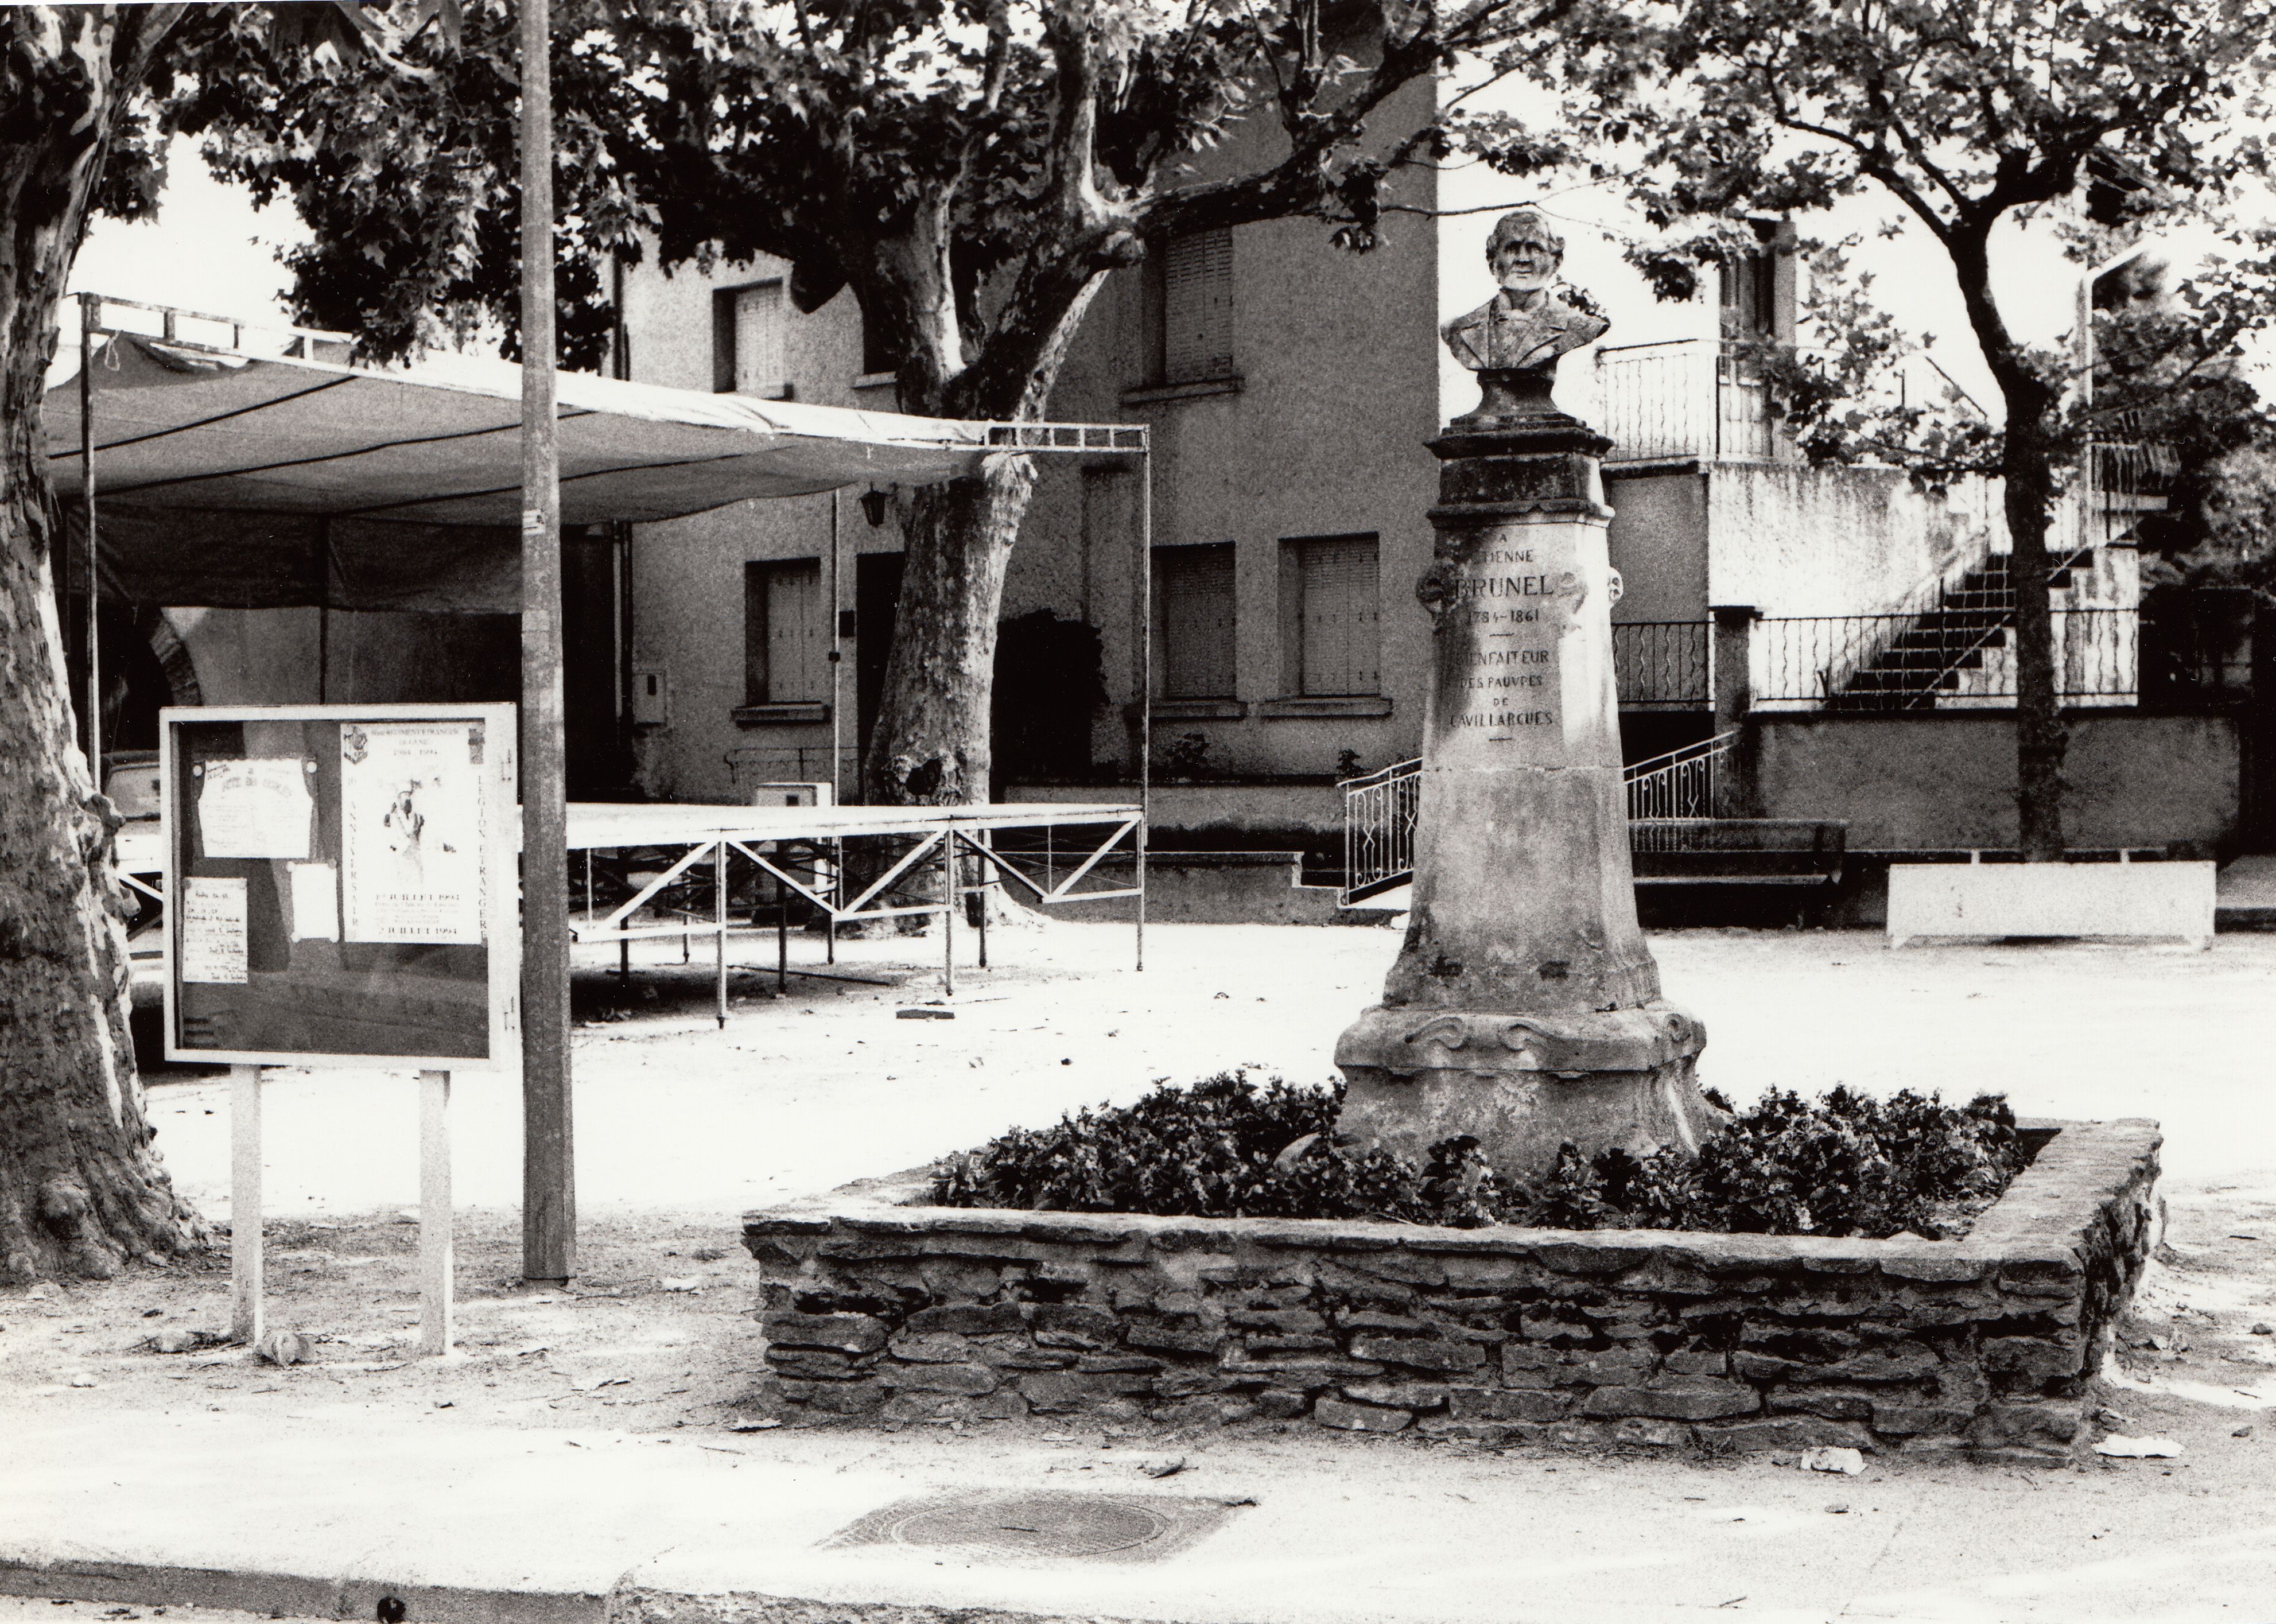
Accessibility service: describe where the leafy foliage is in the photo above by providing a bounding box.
[930,1074,2028,1237]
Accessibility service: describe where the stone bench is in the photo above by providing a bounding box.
[1629,818,1847,888]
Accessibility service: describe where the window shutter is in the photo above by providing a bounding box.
[733,282,786,394]
[1298,536,1380,696]
[766,560,822,701]
[1162,229,1234,384]
[1154,543,1237,698]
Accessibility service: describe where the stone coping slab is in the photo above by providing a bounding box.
[740,1117,2160,1463]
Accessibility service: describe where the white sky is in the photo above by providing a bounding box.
[70,138,309,330]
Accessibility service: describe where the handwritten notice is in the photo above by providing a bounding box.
[179,876,248,984]
[288,860,341,942]
[199,759,313,860]
[340,721,486,944]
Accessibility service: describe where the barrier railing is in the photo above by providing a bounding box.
[1754,607,2139,709]
[1338,731,1741,904]
[1612,620,1710,710]
[1596,339,1776,463]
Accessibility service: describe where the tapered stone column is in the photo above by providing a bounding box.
[1335,211,1721,1185]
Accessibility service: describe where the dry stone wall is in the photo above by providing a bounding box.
[741,1118,2158,1464]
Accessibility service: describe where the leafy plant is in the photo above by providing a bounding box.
[931,1074,2028,1238]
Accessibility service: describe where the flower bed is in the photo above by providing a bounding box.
[740,1117,2159,1464]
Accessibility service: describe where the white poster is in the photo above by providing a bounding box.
[288,860,341,942]
[339,721,486,945]
[179,876,248,984]
[199,759,313,860]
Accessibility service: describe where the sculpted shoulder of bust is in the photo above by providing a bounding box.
[1443,209,1610,376]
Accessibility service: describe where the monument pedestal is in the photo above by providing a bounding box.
[1335,391,1721,1185]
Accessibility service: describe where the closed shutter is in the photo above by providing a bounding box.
[1154,543,1237,698]
[733,282,786,395]
[745,558,822,703]
[765,560,822,701]
[1298,535,1379,696]
[1162,228,1234,384]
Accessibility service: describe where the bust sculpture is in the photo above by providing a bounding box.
[1442,209,1609,422]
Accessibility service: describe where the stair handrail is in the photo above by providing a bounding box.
[1337,731,1742,903]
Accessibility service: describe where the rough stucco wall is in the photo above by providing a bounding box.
[1706,464,1995,620]
[1753,713,2241,850]
[617,243,899,802]
[1605,473,1709,625]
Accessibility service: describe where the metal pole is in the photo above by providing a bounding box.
[714,840,728,1028]
[941,834,955,997]
[519,0,575,1286]
[1136,445,1152,973]
[79,294,100,776]
[230,1064,263,1347]
[829,490,844,806]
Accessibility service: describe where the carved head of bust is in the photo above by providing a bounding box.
[1486,209,1565,300]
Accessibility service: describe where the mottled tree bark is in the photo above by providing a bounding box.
[0,5,205,1282]
[2002,423,2068,862]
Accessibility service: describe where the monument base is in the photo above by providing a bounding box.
[1334,1001,1721,1186]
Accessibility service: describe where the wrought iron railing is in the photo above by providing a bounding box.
[1612,620,1710,710]
[1754,607,2139,709]
[1337,731,1739,904]
[1340,757,1422,905]
[1596,339,1777,463]
[1626,731,1737,821]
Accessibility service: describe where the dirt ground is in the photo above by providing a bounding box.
[6,922,2275,1463]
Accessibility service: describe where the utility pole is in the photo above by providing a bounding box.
[519,0,574,1284]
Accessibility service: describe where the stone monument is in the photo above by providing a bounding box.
[1334,210,1725,1184]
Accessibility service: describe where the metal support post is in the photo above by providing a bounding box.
[229,1064,263,1347]
[79,293,100,775]
[714,840,729,1028]
[418,1070,455,1355]
[942,837,955,998]
[1136,446,1152,972]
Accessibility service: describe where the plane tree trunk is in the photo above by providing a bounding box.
[0,5,206,1283]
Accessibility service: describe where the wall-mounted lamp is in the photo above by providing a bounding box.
[859,488,890,527]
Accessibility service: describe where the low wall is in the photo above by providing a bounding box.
[743,1118,2160,1464]
[1033,851,1368,926]
[1008,782,1345,840]
[1753,712,2239,853]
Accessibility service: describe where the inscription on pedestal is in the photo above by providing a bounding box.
[1435,526,1608,767]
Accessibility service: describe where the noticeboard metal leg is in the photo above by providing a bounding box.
[777,880,788,994]
[230,1064,263,1347]
[714,840,728,1028]
[418,1069,455,1356]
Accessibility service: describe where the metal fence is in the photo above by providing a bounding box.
[1341,756,1421,904]
[1597,339,1776,463]
[1337,731,1741,902]
[1754,607,2139,709]
[1612,620,1711,709]
[1626,731,1737,821]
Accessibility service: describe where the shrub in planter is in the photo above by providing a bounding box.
[930,1073,2027,1239]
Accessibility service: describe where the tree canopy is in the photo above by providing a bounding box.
[1458,0,2276,856]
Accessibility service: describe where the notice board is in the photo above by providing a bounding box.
[161,704,518,1069]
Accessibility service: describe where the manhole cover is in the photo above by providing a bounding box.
[825,1491,1232,1561]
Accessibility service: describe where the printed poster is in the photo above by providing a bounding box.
[199,758,313,860]
[339,721,487,945]
[179,876,248,984]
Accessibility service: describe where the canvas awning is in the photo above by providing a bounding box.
[43,333,999,529]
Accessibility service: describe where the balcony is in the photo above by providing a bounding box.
[1595,339,1778,464]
